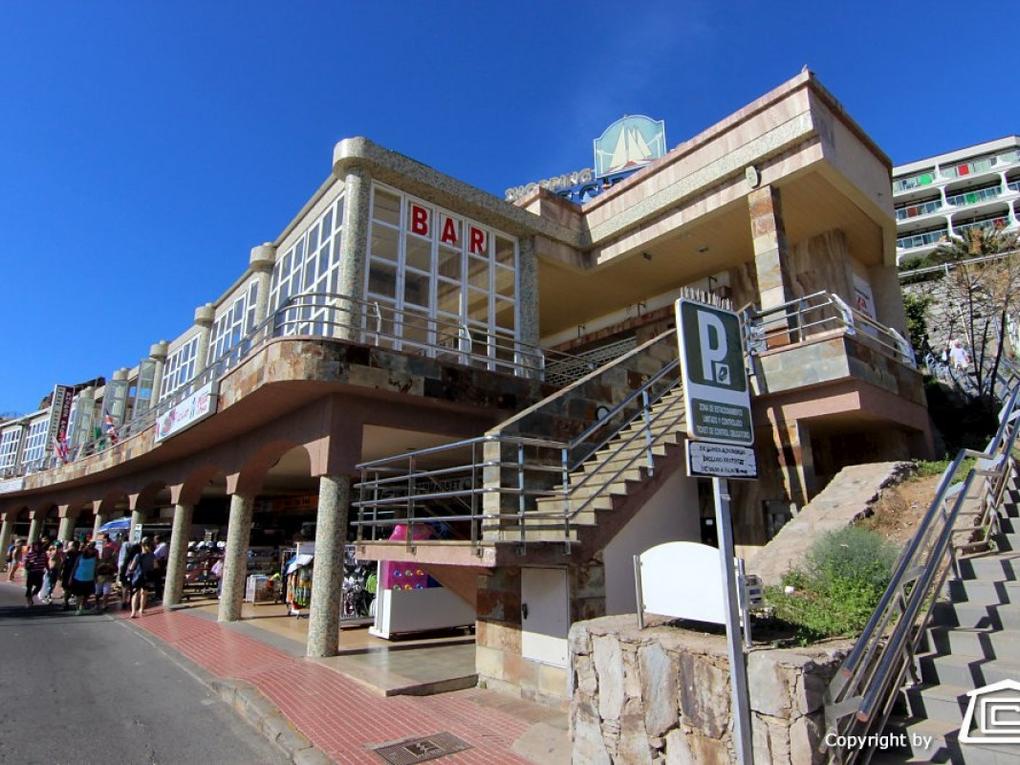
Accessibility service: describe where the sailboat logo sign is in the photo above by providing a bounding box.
[593,115,667,177]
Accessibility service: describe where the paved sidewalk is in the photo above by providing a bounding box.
[122,607,550,765]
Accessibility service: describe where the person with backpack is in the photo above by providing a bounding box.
[127,538,157,618]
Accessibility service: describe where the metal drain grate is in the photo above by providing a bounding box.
[371,732,471,765]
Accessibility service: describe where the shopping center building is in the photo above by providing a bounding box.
[0,70,932,704]
[893,135,1020,264]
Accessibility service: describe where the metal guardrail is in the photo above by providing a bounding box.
[743,291,916,368]
[13,292,594,480]
[823,378,1020,763]
[353,330,684,550]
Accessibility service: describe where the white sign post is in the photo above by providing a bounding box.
[675,298,755,765]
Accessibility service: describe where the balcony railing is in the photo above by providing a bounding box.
[894,199,942,220]
[897,228,949,250]
[894,149,1020,193]
[954,216,1011,238]
[743,291,916,368]
[893,171,937,193]
[11,292,595,481]
[1008,180,1020,194]
[945,184,1003,207]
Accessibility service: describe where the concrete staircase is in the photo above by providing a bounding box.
[897,487,1020,763]
[483,386,686,545]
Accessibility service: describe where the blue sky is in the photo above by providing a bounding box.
[0,1,1014,413]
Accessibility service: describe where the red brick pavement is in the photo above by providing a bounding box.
[125,608,532,765]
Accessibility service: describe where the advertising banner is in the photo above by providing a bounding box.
[154,382,218,443]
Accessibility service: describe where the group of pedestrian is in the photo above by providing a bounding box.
[5,533,167,617]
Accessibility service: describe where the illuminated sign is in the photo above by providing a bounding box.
[594,115,667,177]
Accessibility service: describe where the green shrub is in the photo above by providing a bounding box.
[765,527,899,643]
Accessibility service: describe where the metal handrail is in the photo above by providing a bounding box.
[823,376,1020,762]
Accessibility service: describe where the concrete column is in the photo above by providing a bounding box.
[57,515,74,543]
[249,244,276,325]
[149,341,169,406]
[218,493,254,622]
[92,510,106,538]
[193,304,215,375]
[771,419,816,508]
[130,509,144,542]
[337,167,372,339]
[27,516,41,544]
[0,519,13,566]
[748,185,794,311]
[517,236,541,378]
[163,502,194,608]
[306,475,351,658]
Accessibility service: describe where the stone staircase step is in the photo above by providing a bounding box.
[920,651,1020,688]
[905,682,969,725]
[932,599,1020,630]
[929,626,1020,662]
[947,578,1020,606]
[899,716,1020,765]
[991,530,1020,552]
[957,551,1020,581]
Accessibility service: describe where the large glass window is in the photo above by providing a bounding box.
[0,427,22,470]
[20,419,49,469]
[365,184,520,372]
[209,279,260,365]
[269,193,346,334]
[159,335,199,401]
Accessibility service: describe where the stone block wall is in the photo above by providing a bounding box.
[570,615,850,764]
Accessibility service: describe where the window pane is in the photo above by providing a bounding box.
[370,223,399,262]
[466,287,488,324]
[405,235,431,272]
[402,308,430,347]
[403,269,431,308]
[494,265,515,298]
[494,298,516,330]
[437,245,461,281]
[368,260,398,298]
[467,256,489,290]
[321,208,333,237]
[436,279,461,315]
[495,237,515,269]
[373,189,400,226]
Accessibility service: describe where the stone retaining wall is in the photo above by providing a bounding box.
[570,615,851,764]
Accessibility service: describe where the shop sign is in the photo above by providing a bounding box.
[594,115,667,177]
[0,477,24,494]
[155,381,218,443]
[676,298,753,447]
[687,441,757,480]
[504,167,595,202]
[408,203,487,254]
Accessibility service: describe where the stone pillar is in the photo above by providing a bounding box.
[307,475,351,658]
[130,509,144,542]
[57,515,74,543]
[337,168,372,338]
[517,236,541,378]
[868,264,910,338]
[0,518,13,566]
[149,341,169,406]
[27,515,41,544]
[249,244,276,325]
[771,418,816,508]
[193,304,215,375]
[218,493,254,623]
[92,509,106,538]
[748,185,794,312]
[163,502,194,608]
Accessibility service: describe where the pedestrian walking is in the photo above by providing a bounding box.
[71,542,98,615]
[118,536,139,611]
[23,537,50,607]
[127,538,157,618]
[7,538,26,582]
[95,533,118,614]
[949,339,971,371]
[40,541,64,604]
[60,540,80,611]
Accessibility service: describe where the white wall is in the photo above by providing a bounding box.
[603,469,702,614]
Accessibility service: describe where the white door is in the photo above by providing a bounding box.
[521,568,569,667]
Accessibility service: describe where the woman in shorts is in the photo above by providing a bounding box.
[127,539,157,618]
[71,543,98,615]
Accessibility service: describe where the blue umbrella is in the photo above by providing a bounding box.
[98,517,131,533]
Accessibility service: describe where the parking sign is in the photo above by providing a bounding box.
[675,299,753,446]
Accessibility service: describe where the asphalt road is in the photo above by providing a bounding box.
[0,582,288,765]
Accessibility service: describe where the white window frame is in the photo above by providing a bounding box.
[159,334,200,401]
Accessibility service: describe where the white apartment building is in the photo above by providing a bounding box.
[893,135,1020,263]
